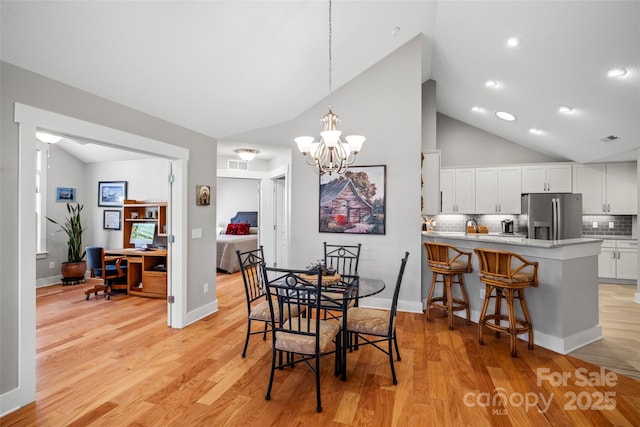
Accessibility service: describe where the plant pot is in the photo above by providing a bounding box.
[61,261,87,285]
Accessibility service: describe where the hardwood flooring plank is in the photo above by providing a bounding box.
[1,276,639,426]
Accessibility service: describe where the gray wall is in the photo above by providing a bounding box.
[216,177,260,229]
[286,36,424,307]
[1,61,217,396]
[437,113,560,166]
[39,144,87,281]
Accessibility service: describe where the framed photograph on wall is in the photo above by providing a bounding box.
[103,209,121,230]
[319,165,386,235]
[98,181,127,207]
[55,187,76,202]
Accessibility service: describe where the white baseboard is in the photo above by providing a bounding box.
[185,299,219,326]
[36,275,62,288]
[356,296,423,314]
[0,386,26,418]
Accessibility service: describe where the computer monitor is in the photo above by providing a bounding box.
[129,222,156,249]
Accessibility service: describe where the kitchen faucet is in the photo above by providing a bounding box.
[465,218,479,235]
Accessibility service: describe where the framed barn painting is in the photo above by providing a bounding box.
[319,165,386,234]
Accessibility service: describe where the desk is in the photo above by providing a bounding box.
[106,249,167,299]
[321,276,386,381]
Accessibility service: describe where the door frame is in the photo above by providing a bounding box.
[13,103,189,408]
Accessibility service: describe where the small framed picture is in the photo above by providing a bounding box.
[196,185,211,206]
[55,187,76,202]
[103,210,122,230]
[98,181,128,207]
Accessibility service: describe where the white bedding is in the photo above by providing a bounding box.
[216,233,258,273]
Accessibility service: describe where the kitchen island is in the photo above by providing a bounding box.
[422,231,603,354]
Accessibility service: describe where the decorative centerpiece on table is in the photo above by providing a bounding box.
[302,260,341,285]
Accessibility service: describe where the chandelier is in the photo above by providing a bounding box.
[294,0,365,175]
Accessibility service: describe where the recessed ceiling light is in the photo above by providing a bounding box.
[485,80,499,88]
[507,37,521,47]
[471,106,484,113]
[495,111,516,121]
[607,68,627,78]
[558,105,573,113]
[529,128,543,135]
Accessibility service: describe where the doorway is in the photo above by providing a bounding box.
[14,103,189,407]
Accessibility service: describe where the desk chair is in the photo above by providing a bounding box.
[345,252,409,385]
[84,246,127,300]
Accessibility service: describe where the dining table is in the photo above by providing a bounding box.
[318,275,386,381]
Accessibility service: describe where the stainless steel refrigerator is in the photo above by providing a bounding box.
[519,193,582,240]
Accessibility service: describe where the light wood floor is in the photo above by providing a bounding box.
[569,283,640,381]
[2,275,640,426]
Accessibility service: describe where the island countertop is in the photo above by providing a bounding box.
[422,231,603,355]
[422,231,602,248]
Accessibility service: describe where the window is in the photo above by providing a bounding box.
[36,140,48,257]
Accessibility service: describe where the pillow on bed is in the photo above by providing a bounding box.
[236,223,251,235]
[225,223,238,235]
[249,227,258,234]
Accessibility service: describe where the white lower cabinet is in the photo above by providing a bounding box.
[598,240,637,280]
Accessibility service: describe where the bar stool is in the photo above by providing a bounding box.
[474,248,539,357]
[424,242,472,330]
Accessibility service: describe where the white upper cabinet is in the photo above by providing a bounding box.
[572,164,605,214]
[521,163,572,193]
[440,168,475,213]
[573,162,637,214]
[475,166,522,214]
[606,162,637,214]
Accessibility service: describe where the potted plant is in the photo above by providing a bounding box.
[47,203,87,282]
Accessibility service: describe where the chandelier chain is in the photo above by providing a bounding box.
[328,0,333,110]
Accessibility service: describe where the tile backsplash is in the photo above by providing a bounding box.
[582,215,633,237]
[425,214,635,237]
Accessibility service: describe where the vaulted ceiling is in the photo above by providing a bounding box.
[2,1,639,163]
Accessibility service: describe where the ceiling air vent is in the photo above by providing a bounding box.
[599,135,620,143]
[227,159,249,170]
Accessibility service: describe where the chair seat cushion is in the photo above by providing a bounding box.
[275,317,340,354]
[250,300,299,322]
[479,272,534,285]
[428,260,468,272]
[346,307,390,336]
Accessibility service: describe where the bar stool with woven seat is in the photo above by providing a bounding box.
[474,248,539,357]
[424,242,472,330]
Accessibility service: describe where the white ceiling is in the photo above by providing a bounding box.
[2,1,639,163]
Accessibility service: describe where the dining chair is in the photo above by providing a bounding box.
[261,266,341,413]
[84,246,128,300]
[345,251,409,385]
[322,242,362,320]
[323,242,361,277]
[236,246,300,358]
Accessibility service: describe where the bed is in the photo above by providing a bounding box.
[216,211,259,273]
